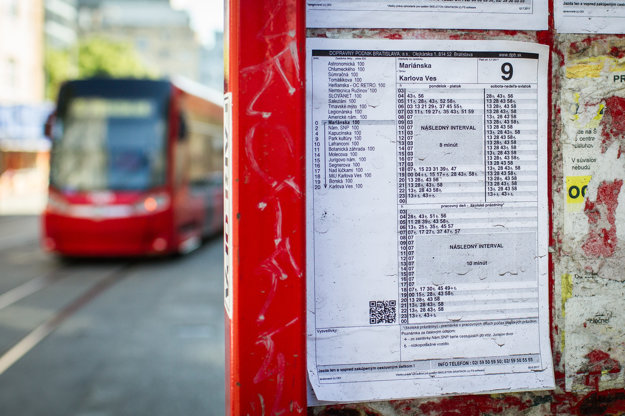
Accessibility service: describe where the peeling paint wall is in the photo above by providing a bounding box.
[306,26,625,416]
[553,33,625,407]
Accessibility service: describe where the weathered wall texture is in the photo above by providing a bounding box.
[308,29,625,416]
[552,33,625,414]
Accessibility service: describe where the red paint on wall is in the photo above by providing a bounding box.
[551,393,577,415]
[578,350,622,391]
[417,395,533,416]
[574,389,625,416]
[553,46,566,67]
[569,40,589,55]
[582,180,623,257]
[569,36,625,55]
[383,33,404,40]
[315,405,382,416]
[610,47,625,59]
[601,96,625,154]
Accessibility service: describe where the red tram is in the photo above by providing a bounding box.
[42,78,223,256]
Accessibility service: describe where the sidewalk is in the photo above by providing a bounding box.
[0,168,47,215]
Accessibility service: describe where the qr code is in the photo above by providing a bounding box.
[369,300,397,324]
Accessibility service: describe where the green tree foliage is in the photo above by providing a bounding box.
[77,38,157,78]
[44,48,75,100]
[45,38,158,100]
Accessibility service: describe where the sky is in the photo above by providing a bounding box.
[171,0,224,46]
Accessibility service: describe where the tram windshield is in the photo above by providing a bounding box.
[50,81,170,192]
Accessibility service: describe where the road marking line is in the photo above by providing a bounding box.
[0,275,58,311]
[0,265,130,376]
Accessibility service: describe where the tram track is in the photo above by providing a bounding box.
[0,229,226,415]
[0,262,133,375]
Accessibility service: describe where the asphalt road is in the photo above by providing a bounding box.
[0,215,225,416]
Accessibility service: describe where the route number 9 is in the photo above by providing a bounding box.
[501,62,513,81]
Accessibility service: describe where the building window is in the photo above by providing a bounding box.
[136,38,149,52]
[1,58,17,97]
[8,0,19,16]
[159,48,170,59]
[7,58,17,90]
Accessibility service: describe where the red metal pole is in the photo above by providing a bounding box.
[225,1,307,414]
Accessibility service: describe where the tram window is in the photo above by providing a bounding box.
[178,113,188,140]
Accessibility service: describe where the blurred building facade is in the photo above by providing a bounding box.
[0,0,48,214]
[200,31,224,92]
[45,0,78,49]
[77,0,201,81]
[0,0,45,103]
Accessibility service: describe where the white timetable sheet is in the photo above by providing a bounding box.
[306,39,554,402]
[306,0,547,30]
[556,0,625,33]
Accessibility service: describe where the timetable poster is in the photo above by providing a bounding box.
[306,39,554,402]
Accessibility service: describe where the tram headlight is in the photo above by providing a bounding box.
[134,193,170,215]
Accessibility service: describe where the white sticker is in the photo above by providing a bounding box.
[224,92,233,319]
[556,0,625,33]
[306,0,547,30]
[306,38,554,402]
